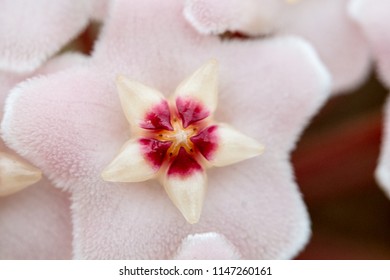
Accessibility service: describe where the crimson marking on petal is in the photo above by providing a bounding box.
[140,100,173,130]
[191,125,219,161]
[139,138,172,169]
[168,147,202,177]
[176,97,209,128]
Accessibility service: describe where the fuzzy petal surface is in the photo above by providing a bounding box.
[0,0,91,73]
[0,53,87,259]
[185,0,370,93]
[2,0,331,259]
[184,0,283,35]
[0,179,72,259]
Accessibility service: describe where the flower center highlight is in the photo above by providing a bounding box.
[157,117,199,157]
[139,97,218,177]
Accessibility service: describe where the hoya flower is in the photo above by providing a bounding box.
[184,0,371,93]
[1,0,331,259]
[0,0,108,73]
[0,53,87,259]
[350,0,390,198]
[101,60,264,224]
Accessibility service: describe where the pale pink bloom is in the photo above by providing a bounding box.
[0,53,87,259]
[0,0,108,73]
[101,60,265,224]
[184,0,371,93]
[351,0,390,198]
[1,0,331,259]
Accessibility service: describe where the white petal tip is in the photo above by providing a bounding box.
[101,162,154,183]
[212,125,264,167]
[254,142,265,156]
[186,213,201,224]
[101,140,157,183]
[175,60,219,112]
[100,168,119,182]
[164,172,207,224]
[206,58,218,66]
[0,153,42,196]
[115,75,165,126]
[116,74,127,84]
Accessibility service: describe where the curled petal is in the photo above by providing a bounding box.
[164,156,206,224]
[184,0,370,93]
[0,152,42,196]
[208,124,264,167]
[174,59,218,115]
[102,139,160,182]
[116,75,168,129]
[184,0,282,36]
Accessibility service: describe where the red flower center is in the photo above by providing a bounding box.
[139,97,219,177]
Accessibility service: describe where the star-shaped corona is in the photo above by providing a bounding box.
[102,60,264,224]
[0,152,42,196]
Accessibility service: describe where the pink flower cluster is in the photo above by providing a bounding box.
[0,0,389,259]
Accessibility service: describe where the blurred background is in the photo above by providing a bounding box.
[293,74,390,259]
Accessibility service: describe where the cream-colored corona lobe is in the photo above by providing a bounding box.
[174,59,219,113]
[210,124,264,167]
[163,171,207,224]
[116,75,166,128]
[0,152,42,196]
[101,139,157,183]
[103,60,264,224]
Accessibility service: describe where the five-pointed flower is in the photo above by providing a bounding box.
[102,60,264,224]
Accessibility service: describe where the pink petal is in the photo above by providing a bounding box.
[184,0,282,35]
[2,68,127,191]
[0,52,88,149]
[352,0,390,197]
[0,53,87,259]
[184,0,371,93]
[0,0,91,73]
[2,0,331,259]
[90,0,111,21]
[174,232,241,259]
[0,179,72,259]
[164,158,206,224]
[350,0,390,88]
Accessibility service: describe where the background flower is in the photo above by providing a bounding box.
[184,0,371,93]
[0,0,108,73]
[349,0,390,199]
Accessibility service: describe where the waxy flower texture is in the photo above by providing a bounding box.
[102,60,264,224]
[1,0,390,260]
